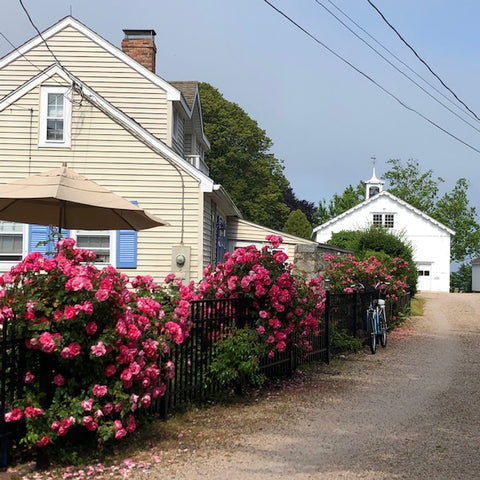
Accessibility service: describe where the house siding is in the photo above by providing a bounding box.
[0,26,169,142]
[227,218,316,264]
[0,83,202,282]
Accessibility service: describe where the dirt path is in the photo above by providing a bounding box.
[140,292,480,479]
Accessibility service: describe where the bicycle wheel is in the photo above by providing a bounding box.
[379,311,387,348]
[368,311,376,354]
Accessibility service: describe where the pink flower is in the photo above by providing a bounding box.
[24,371,35,383]
[102,402,114,415]
[4,408,23,422]
[92,384,107,397]
[90,341,107,357]
[164,361,175,380]
[127,324,141,341]
[95,289,109,302]
[85,322,97,335]
[38,331,57,353]
[81,399,93,411]
[256,326,265,335]
[63,306,77,320]
[164,273,176,284]
[105,364,116,377]
[61,342,81,359]
[36,435,50,447]
[53,374,65,386]
[51,420,61,431]
[24,406,43,418]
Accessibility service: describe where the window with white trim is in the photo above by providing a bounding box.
[39,86,72,147]
[372,213,395,229]
[0,221,24,262]
[73,231,113,264]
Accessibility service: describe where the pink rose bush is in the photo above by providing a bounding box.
[325,253,409,299]
[199,236,326,358]
[0,238,192,453]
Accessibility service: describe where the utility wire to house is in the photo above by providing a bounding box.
[367,0,480,123]
[262,0,480,155]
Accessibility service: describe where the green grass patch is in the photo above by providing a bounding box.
[410,295,425,317]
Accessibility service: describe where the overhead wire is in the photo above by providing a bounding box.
[311,0,480,135]
[367,0,480,123]
[18,0,61,65]
[262,0,480,155]
[325,0,480,125]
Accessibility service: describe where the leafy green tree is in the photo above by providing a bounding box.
[384,158,443,214]
[283,186,317,224]
[199,83,290,229]
[433,178,480,263]
[283,209,312,239]
[384,159,480,263]
[316,183,365,224]
[450,263,472,292]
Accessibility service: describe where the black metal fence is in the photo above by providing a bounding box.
[0,290,410,462]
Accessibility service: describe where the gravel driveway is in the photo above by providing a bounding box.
[141,292,480,479]
[9,292,479,480]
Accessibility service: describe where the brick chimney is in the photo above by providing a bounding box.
[121,29,157,73]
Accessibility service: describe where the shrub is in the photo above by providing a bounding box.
[198,235,326,358]
[0,239,191,458]
[208,328,266,392]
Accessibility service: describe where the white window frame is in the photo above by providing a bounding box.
[39,86,72,148]
[0,222,27,272]
[372,213,395,229]
[70,230,116,267]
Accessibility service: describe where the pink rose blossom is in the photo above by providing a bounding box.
[24,371,35,383]
[92,384,107,397]
[53,374,65,386]
[81,399,94,411]
[85,321,97,335]
[90,341,107,357]
[4,408,23,423]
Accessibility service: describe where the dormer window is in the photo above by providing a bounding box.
[39,86,72,147]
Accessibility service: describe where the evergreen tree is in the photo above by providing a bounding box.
[283,209,312,239]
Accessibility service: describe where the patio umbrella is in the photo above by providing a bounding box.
[0,164,168,230]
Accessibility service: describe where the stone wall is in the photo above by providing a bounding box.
[293,243,351,279]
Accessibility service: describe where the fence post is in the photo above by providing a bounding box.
[324,291,330,364]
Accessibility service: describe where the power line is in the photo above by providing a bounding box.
[312,0,480,135]
[261,0,480,155]
[18,0,61,65]
[367,0,480,123]
[325,0,480,125]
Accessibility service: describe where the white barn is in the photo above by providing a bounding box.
[312,169,455,292]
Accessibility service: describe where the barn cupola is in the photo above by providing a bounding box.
[365,157,385,199]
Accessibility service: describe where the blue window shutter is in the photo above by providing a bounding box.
[116,230,137,268]
[28,225,50,254]
[116,200,138,268]
[28,225,70,257]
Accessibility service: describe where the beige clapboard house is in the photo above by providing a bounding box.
[0,16,316,282]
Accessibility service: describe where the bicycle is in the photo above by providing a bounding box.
[352,282,389,354]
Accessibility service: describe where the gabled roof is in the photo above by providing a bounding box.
[0,17,237,215]
[312,190,455,236]
[0,16,181,101]
[0,16,205,128]
[169,81,210,149]
[0,63,220,190]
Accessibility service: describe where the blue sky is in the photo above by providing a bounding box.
[2,0,480,212]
